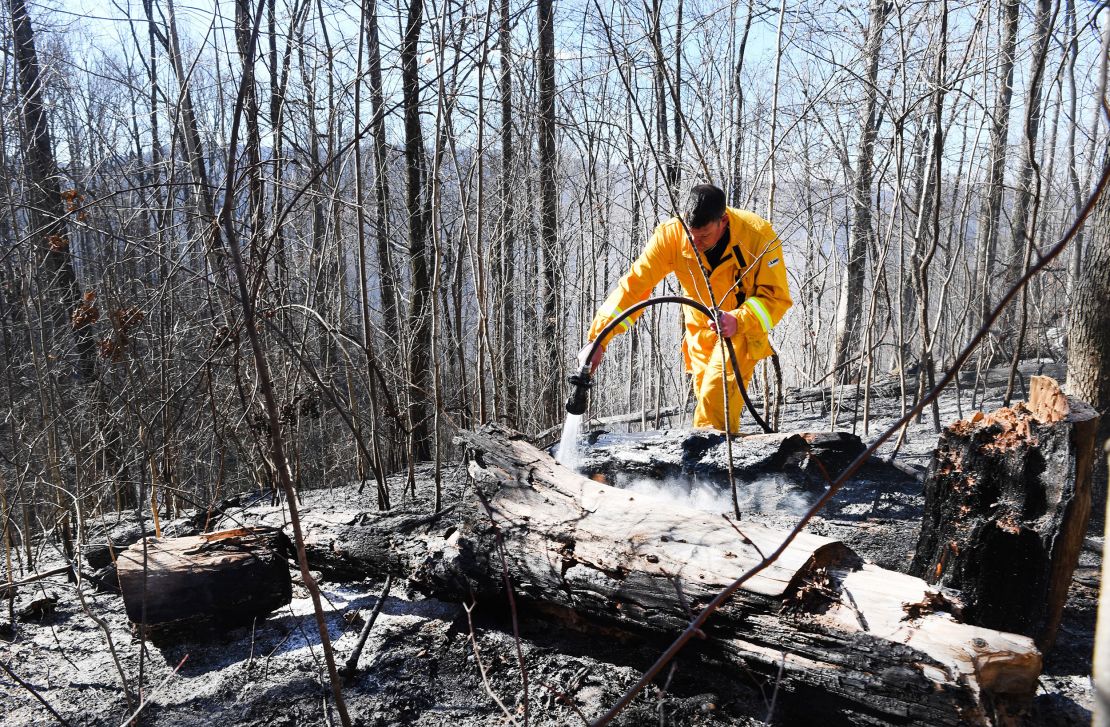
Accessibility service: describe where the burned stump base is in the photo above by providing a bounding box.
[910,376,1099,650]
[117,527,294,642]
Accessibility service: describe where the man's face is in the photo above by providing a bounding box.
[687,215,728,253]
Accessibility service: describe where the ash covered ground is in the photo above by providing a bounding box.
[1,363,1100,726]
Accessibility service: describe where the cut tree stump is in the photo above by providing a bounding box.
[910,376,1100,651]
[116,526,294,642]
[280,424,1040,725]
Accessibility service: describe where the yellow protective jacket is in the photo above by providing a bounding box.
[587,207,791,372]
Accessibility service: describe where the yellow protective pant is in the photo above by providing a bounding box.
[690,337,757,433]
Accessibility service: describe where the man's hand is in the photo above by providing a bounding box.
[577,342,604,373]
[708,310,738,338]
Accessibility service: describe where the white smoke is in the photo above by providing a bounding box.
[615,472,811,516]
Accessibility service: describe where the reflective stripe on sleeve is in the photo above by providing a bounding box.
[600,302,632,331]
[744,297,773,332]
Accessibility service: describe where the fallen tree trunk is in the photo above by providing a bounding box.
[0,565,71,600]
[279,425,1039,725]
[116,527,294,642]
[910,376,1099,651]
[577,428,868,491]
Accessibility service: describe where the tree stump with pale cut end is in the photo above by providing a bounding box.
[116,527,294,642]
[910,376,1100,650]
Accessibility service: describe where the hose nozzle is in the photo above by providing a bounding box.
[564,364,592,415]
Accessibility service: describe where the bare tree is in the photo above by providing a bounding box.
[537,0,559,426]
[8,0,95,379]
[831,0,890,381]
[971,0,1018,346]
[403,0,433,460]
[496,0,519,426]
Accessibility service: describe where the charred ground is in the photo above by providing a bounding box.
[0,365,1100,726]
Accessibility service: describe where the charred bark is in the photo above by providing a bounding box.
[911,376,1099,651]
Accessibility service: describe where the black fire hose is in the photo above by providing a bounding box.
[566,295,775,434]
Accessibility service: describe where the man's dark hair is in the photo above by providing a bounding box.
[683,184,726,228]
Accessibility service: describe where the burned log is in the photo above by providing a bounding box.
[116,527,294,641]
[282,424,1039,725]
[577,428,867,494]
[910,376,1100,650]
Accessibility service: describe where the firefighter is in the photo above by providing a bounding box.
[581,184,792,432]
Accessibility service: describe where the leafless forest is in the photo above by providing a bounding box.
[2,0,1110,721]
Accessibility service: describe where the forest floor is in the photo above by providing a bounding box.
[0,360,1100,726]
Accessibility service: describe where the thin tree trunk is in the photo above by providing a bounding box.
[354,0,389,510]
[1005,0,1054,343]
[365,0,398,328]
[729,2,755,206]
[673,0,683,187]
[235,0,264,257]
[8,0,95,380]
[831,0,889,382]
[496,0,518,426]
[403,0,433,461]
[537,0,560,426]
[972,0,1018,344]
[765,0,787,219]
[1064,0,1084,299]
[1003,0,1057,404]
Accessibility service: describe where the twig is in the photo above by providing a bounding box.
[540,681,591,725]
[0,659,72,726]
[0,565,71,599]
[721,515,765,560]
[656,662,678,727]
[764,652,787,723]
[475,489,530,726]
[341,574,394,678]
[116,654,188,727]
[463,600,520,726]
[665,573,704,639]
[246,617,257,673]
